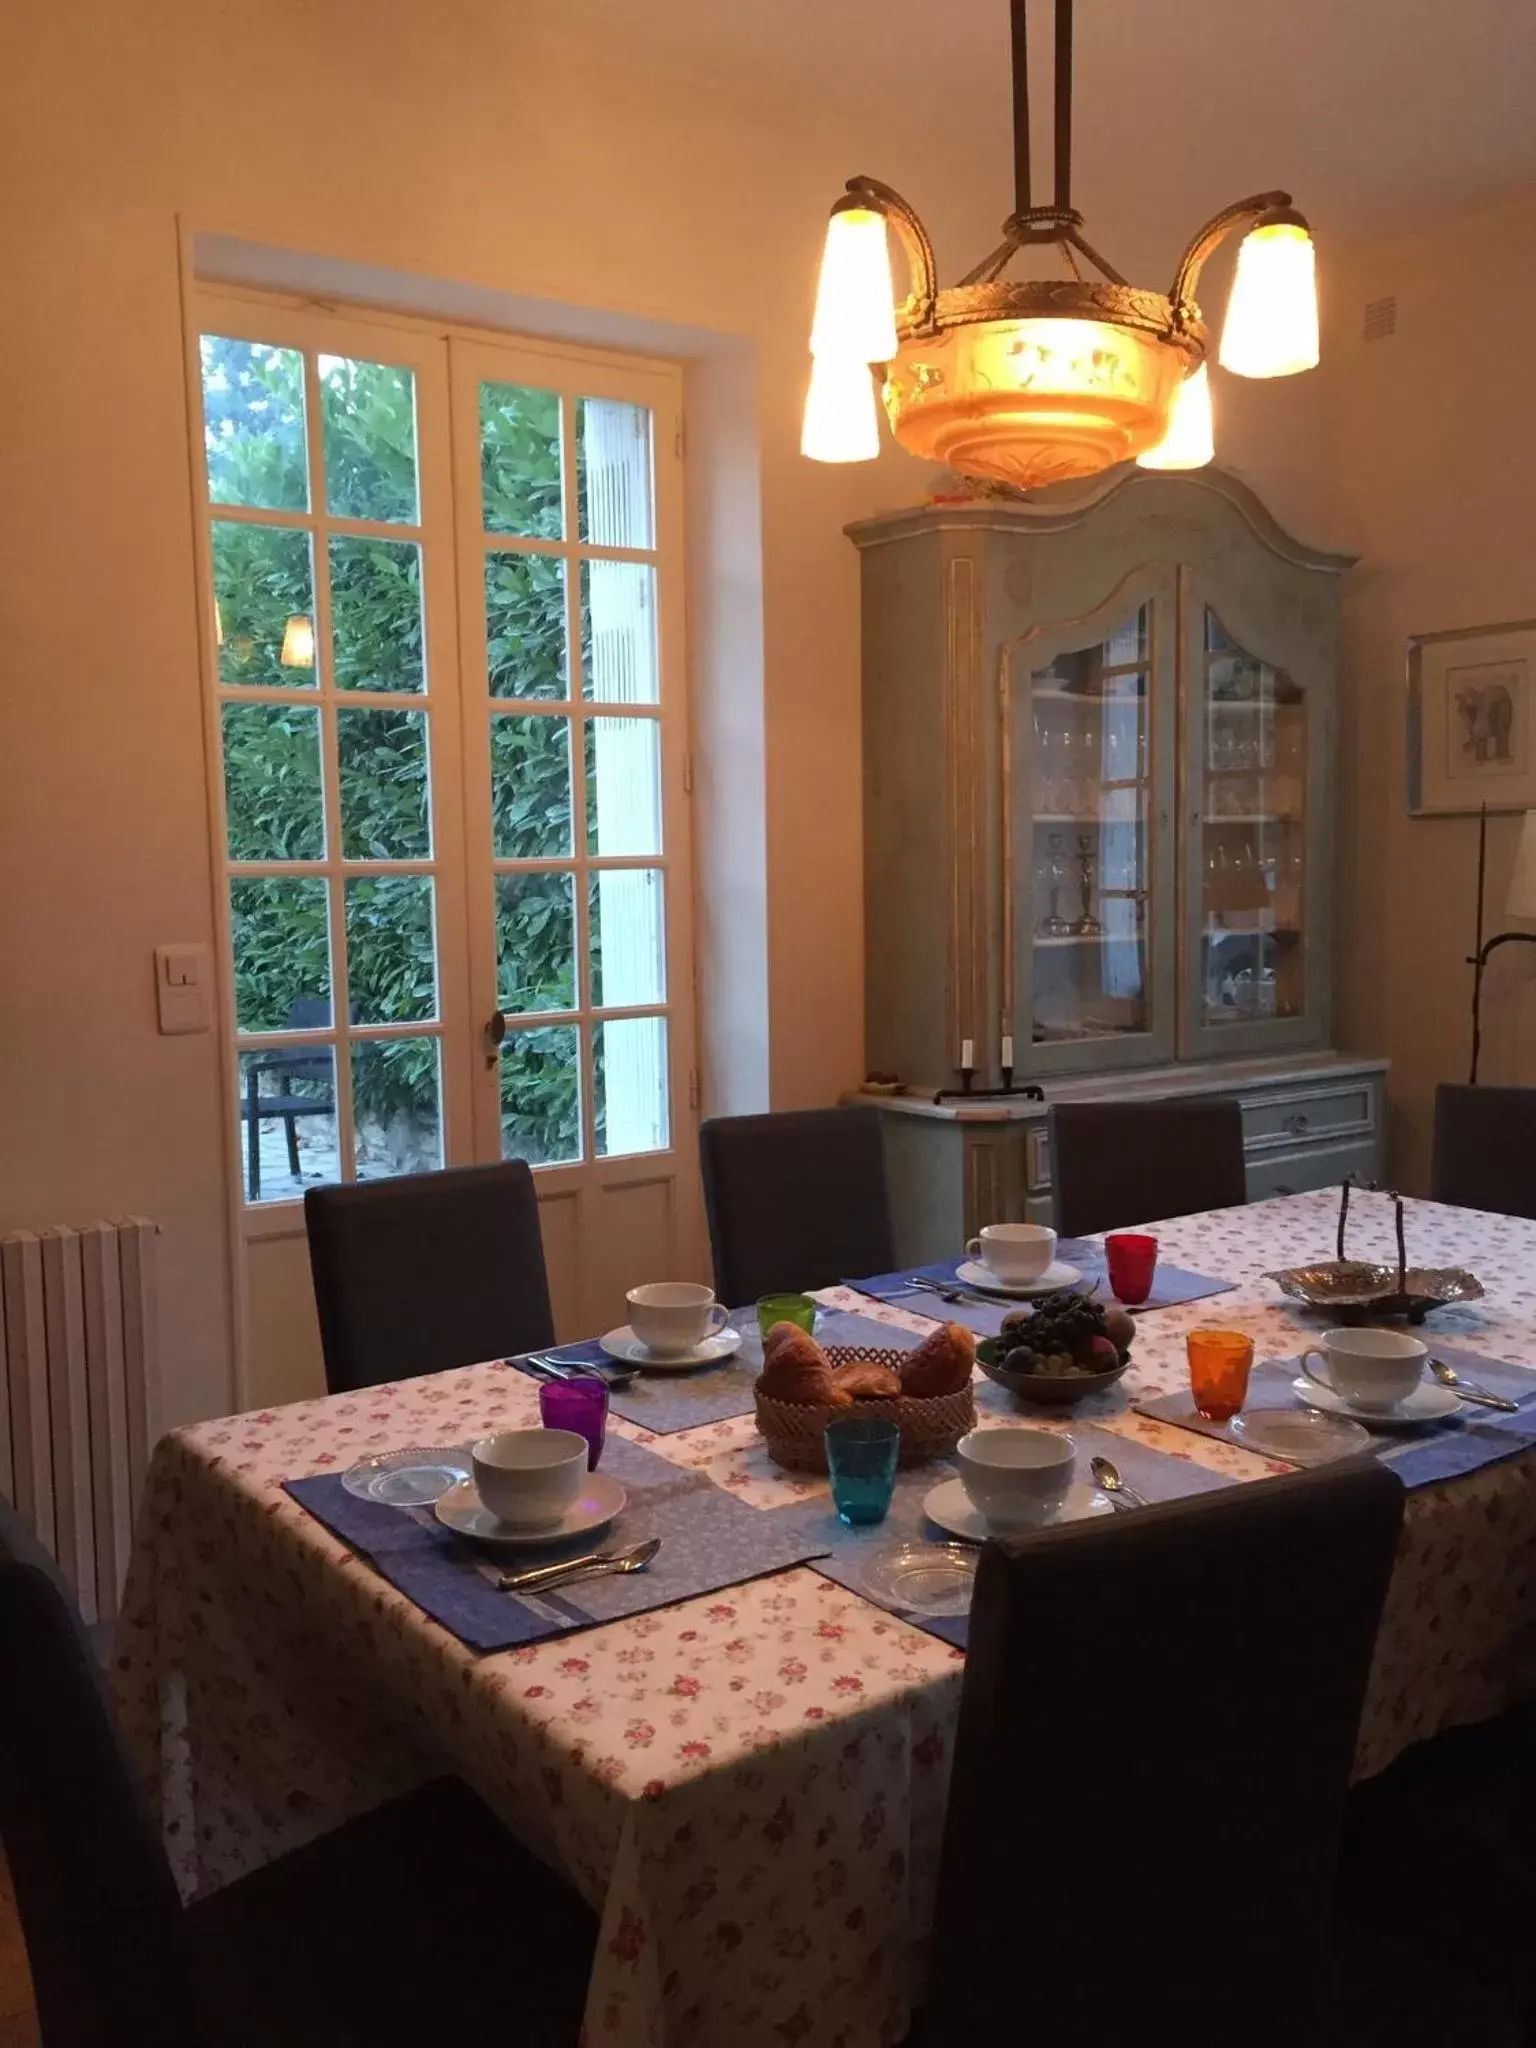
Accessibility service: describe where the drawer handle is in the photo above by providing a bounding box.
[1282,1112,1310,1135]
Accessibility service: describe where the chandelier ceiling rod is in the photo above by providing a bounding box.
[1052,0,1072,213]
[1009,0,1074,216]
[1010,0,1032,214]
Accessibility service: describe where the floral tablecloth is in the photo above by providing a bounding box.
[114,1191,1536,2048]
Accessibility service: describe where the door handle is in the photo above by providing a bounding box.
[483,1011,507,1066]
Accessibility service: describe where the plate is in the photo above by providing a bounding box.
[922,1474,1113,1543]
[434,1472,627,1552]
[863,1542,978,1618]
[1292,1376,1462,1428]
[1228,1408,1372,1462]
[341,1446,472,1506]
[599,1324,744,1372]
[955,1259,1084,1298]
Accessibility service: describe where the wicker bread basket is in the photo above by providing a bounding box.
[753,1345,976,1473]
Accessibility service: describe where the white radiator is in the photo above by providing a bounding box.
[0,1220,158,1622]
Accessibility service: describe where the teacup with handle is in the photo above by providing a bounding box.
[627,1281,729,1360]
[1300,1327,1426,1413]
[965,1222,1056,1285]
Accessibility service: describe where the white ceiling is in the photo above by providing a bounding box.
[545,0,1536,266]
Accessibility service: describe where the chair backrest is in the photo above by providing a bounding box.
[1432,1083,1536,1219]
[926,1458,1405,2048]
[698,1107,897,1305]
[0,1496,207,2048]
[1048,1094,1247,1237]
[305,1160,556,1394]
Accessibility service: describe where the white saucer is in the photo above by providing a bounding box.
[956,1258,1084,1298]
[1292,1376,1462,1429]
[599,1324,744,1372]
[923,1474,1113,1543]
[434,1472,627,1551]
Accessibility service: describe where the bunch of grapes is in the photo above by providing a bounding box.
[997,1288,1125,1377]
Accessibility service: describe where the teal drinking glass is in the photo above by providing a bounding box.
[825,1415,900,1528]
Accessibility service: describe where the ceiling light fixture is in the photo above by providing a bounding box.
[802,0,1320,485]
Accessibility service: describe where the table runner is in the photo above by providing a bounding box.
[509,1308,918,1432]
[850,1247,1234,1335]
[286,1433,829,1651]
[1136,1346,1536,1491]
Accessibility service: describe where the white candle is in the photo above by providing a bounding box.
[1001,1034,1015,1068]
[960,1038,974,1070]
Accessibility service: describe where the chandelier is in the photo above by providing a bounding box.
[801,0,1319,487]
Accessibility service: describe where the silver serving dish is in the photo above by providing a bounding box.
[1264,1181,1483,1324]
[1264,1260,1484,1323]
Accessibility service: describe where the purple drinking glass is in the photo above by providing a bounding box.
[537,1376,609,1469]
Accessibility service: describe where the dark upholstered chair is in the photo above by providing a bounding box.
[305,1160,554,1394]
[922,1460,1408,2048]
[1431,1083,1536,1220]
[0,1493,594,2048]
[1047,1094,1248,1237]
[699,1106,896,1304]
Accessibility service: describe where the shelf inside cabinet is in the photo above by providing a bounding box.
[1033,932,1139,948]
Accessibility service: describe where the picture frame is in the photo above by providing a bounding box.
[1407,617,1536,817]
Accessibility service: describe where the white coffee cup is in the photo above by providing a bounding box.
[965,1222,1057,1284]
[626,1281,728,1359]
[1300,1327,1426,1413]
[472,1428,587,1530]
[956,1426,1076,1531]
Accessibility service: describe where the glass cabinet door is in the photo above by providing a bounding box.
[1011,578,1177,1074]
[1184,596,1324,1054]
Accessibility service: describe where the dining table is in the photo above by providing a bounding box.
[114,1189,1536,2048]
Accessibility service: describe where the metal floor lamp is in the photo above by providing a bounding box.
[1467,803,1536,1083]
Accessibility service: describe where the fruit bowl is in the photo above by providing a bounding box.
[975,1289,1134,1408]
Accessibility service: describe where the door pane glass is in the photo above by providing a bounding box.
[590,869,665,1007]
[490,714,573,858]
[213,523,317,688]
[330,537,424,693]
[320,356,419,525]
[1028,608,1151,1048]
[480,382,563,539]
[596,1016,669,1158]
[200,336,308,512]
[485,551,568,699]
[585,716,662,855]
[576,397,653,548]
[345,876,438,1024]
[222,703,325,861]
[1201,607,1306,1026]
[496,872,576,1013]
[352,1036,443,1180]
[581,560,658,703]
[500,1025,581,1167]
[237,1045,337,1204]
[338,708,430,859]
[230,878,330,1032]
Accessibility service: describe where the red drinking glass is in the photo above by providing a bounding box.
[1105,1232,1159,1306]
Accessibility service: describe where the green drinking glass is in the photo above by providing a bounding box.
[757,1292,818,1342]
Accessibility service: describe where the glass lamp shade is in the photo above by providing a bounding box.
[1136,362,1214,470]
[809,207,898,364]
[1506,810,1536,920]
[1218,221,1319,378]
[279,613,316,668]
[801,354,882,463]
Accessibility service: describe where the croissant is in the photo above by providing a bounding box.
[831,1360,902,1400]
[758,1324,847,1406]
[900,1321,976,1398]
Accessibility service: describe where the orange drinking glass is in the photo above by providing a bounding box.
[1187,1328,1255,1422]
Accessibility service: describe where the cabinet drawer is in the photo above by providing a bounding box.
[1241,1083,1375,1154]
[1246,1137,1379,1202]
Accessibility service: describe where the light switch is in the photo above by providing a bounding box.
[155,944,212,1034]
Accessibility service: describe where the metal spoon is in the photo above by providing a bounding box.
[498,1535,661,1595]
[1429,1359,1520,1412]
[522,1352,638,1391]
[1090,1456,1147,1510]
[901,1276,1002,1308]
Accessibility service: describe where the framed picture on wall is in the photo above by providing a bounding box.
[1408,617,1536,816]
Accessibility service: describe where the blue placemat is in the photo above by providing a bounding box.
[1137,1346,1536,1492]
[286,1432,830,1652]
[848,1250,1234,1333]
[768,1421,1237,1650]
[510,1308,922,1435]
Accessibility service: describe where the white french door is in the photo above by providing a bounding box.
[191,290,698,1364]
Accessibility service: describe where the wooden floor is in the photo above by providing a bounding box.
[0,1862,38,2048]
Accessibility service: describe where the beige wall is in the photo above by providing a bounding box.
[0,0,1000,1421]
